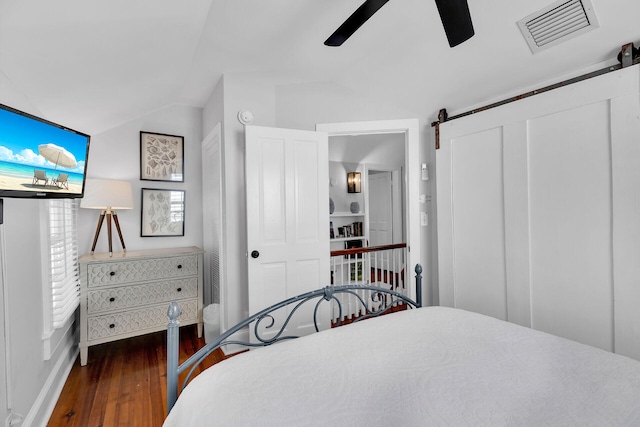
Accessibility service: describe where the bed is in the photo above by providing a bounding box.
[164,265,640,426]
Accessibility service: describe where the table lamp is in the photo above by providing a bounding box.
[81,179,134,256]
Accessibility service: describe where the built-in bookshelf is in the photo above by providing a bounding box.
[330,212,367,285]
[330,212,366,243]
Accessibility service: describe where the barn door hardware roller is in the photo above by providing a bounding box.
[617,42,639,68]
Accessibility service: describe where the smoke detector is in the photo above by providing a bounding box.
[237,109,254,125]
[517,0,599,54]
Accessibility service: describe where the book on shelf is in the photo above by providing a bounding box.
[353,221,363,237]
[344,239,363,259]
[330,221,364,240]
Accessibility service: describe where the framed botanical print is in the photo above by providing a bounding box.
[140,188,185,236]
[140,131,184,182]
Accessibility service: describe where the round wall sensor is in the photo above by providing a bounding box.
[237,109,254,125]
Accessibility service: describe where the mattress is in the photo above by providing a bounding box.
[164,306,640,426]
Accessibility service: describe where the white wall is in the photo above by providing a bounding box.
[0,75,81,426]
[275,81,418,128]
[2,199,59,426]
[329,133,405,166]
[77,104,204,255]
[329,134,405,215]
[329,161,364,215]
[0,225,6,426]
[202,77,224,142]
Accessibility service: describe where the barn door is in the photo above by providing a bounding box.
[436,65,640,359]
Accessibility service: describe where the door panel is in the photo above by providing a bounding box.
[451,128,507,320]
[260,139,286,243]
[528,101,613,351]
[245,126,330,341]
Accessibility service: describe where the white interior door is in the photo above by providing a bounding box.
[245,125,330,340]
[368,171,393,246]
[201,124,222,307]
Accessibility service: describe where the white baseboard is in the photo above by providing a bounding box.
[22,328,78,427]
[5,413,22,427]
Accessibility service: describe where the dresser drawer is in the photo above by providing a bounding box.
[87,299,198,341]
[85,255,198,287]
[87,277,198,314]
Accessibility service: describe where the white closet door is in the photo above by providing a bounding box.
[201,124,222,307]
[436,65,640,359]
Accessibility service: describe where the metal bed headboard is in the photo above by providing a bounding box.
[166,263,423,413]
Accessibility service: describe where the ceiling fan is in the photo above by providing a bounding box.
[324,0,475,48]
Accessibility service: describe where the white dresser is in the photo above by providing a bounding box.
[78,246,204,366]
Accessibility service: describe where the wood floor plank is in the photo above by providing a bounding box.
[47,325,228,427]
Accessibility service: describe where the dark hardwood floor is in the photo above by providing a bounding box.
[47,325,226,427]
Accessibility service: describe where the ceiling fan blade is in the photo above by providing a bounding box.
[434,0,475,47]
[324,0,390,47]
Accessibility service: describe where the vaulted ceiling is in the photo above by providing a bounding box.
[1,0,638,134]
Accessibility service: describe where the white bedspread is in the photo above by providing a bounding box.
[164,307,640,426]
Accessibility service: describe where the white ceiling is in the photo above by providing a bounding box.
[1,0,639,134]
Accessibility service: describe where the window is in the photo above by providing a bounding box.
[41,199,80,359]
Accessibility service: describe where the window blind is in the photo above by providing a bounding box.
[48,199,80,328]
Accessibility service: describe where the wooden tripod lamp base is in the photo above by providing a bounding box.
[80,179,134,257]
[90,209,126,257]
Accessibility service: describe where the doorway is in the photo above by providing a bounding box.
[319,119,421,302]
[328,134,404,244]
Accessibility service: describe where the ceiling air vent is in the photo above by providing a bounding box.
[517,0,599,54]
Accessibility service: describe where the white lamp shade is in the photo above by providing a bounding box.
[81,179,134,210]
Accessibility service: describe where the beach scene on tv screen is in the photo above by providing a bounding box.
[0,108,88,194]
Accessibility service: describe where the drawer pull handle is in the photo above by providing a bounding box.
[109,297,115,302]
[109,271,116,277]
[109,324,115,329]
[176,287,182,292]
[177,264,183,269]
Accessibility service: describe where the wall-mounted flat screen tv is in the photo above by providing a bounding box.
[0,103,90,199]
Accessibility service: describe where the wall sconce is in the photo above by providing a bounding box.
[347,172,361,193]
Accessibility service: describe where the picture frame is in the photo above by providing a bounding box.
[140,188,185,237]
[140,131,184,182]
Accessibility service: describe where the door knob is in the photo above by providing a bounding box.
[251,250,260,259]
